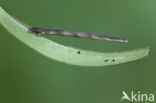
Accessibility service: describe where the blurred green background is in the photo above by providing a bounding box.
[0,0,155,103]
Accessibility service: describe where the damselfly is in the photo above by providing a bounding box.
[28,27,128,43]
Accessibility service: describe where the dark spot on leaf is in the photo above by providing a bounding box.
[77,51,80,54]
[104,59,108,62]
[112,59,115,62]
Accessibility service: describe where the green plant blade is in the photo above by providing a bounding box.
[0,7,150,67]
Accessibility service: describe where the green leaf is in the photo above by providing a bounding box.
[0,7,150,67]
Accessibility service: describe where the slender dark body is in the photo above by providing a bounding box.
[28,27,128,43]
